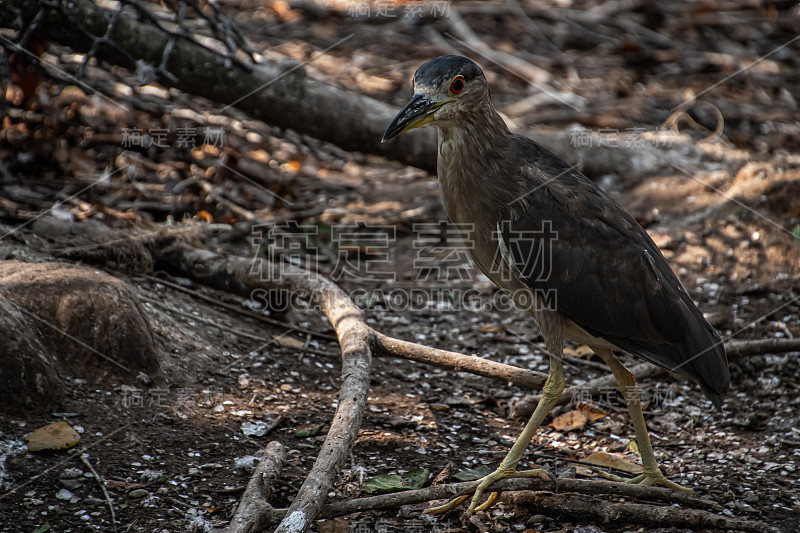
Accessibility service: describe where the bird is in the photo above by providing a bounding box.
[381,55,730,516]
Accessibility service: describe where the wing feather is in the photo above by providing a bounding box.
[498,137,730,406]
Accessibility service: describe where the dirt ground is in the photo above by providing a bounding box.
[2,1,800,532]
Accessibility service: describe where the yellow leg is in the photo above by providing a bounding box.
[594,348,692,492]
[425,355,564,516]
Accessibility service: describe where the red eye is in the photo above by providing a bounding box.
[450,76,465,94]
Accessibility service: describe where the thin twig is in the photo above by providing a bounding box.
[197,178,257,221]
[446,6,551,85]
[80,453,118,533]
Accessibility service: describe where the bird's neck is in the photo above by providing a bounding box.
[437,105,511,163]
[435,104,519,284]
[436,104,515,224]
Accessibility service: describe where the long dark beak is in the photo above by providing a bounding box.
[381,94,441,143]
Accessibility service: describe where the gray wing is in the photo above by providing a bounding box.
[499,137,730,407]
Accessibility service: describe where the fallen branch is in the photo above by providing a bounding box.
[0,0,730,179]
[508,491,766,531]
[446,7,552,86]
[321,476,720,515]
[725,337,800,357]
[152,240,373,533]
[257,476,742,528]
[0,0,437,172]
[223,441,286,533]
[145,242,548,390]
[374,331,547,390]
[146,240,547,532]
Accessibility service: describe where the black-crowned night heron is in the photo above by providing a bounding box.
[382,56,729,515]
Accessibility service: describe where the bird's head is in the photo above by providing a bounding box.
[381,55,488,143]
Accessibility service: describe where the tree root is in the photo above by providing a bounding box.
[224,441,286,533]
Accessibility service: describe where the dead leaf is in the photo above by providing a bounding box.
[583,452,643,474]
[273,334,306,349]
[549,410,589,432]
[26,421,80,452]
[283,160,301,173]
[432,462,455,485]
[563,344,594,358]
[479,323,504,333]
[196,210,213,222]
[627,439,641,457]
[270,0,301,21]
[576,402,608,421]
[247,149,270,163]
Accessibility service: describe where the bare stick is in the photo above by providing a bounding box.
[223,441,286,533]
[319,476,720,515]
[197,178,257,222]
[508,491,766,531]
[274,284,373,533]
[80,453,117,533]
[446,6,551,85]
[725,337,800,357]
[374,331,547,389]
[258,476,738,527]
[153,241,373,533]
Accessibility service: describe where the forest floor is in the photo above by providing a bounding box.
[1,1,800,532]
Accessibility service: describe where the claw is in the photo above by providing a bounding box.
[425,468,550,516]
[472,491,499,513]
[599,469,693,493]
[423,494,470,515]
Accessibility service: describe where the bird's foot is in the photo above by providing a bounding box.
[600,468,693,492]
[424,467,550,516]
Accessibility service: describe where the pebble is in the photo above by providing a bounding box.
[129,489,149,499]
[526,515,547,526]
[61,468,84,479]
[241,420,268,437]
[60,478,83,490]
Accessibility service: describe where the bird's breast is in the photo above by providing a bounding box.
[437,137,521,290]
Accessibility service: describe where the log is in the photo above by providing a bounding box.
[0,0,722,179]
